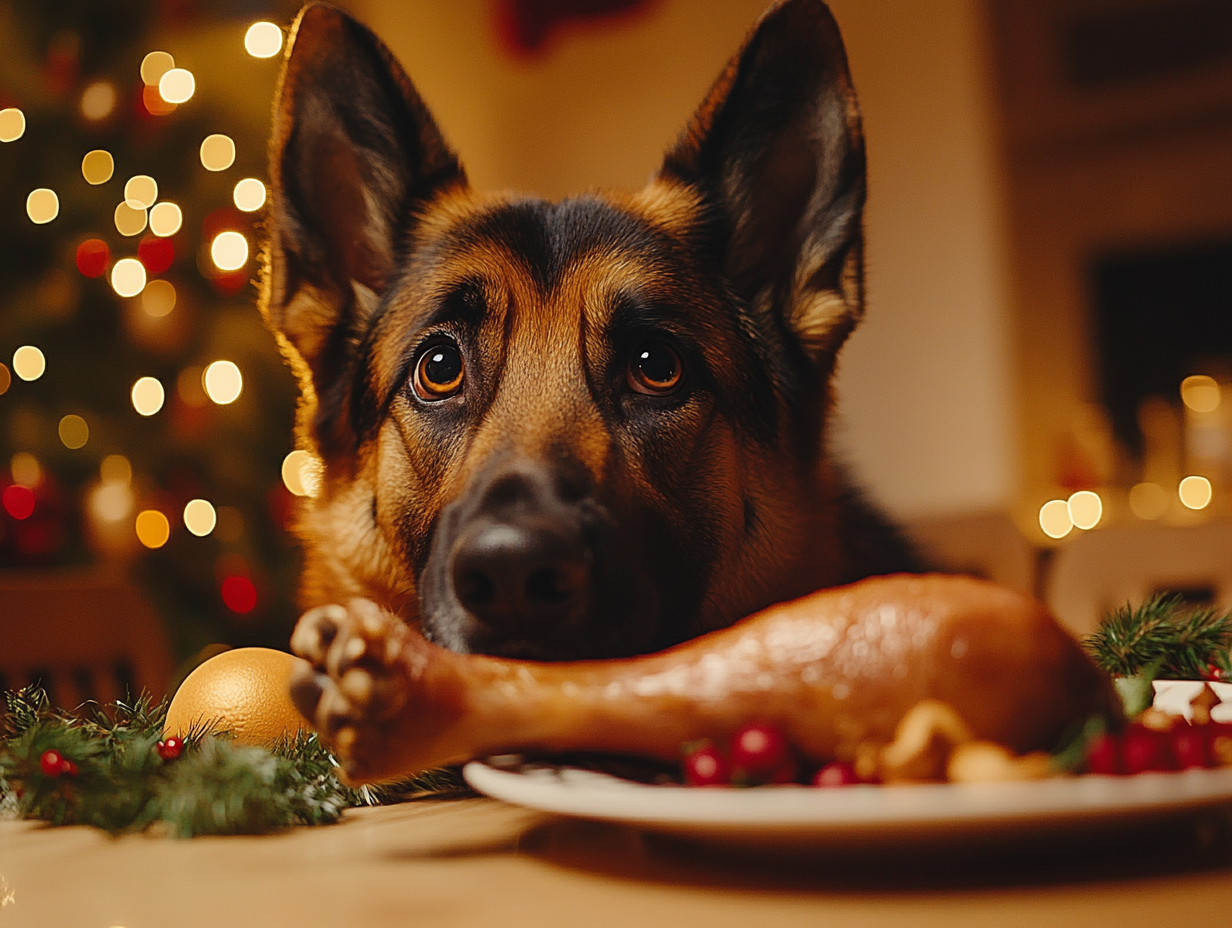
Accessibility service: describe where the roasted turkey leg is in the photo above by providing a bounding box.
[289,574,1110,784]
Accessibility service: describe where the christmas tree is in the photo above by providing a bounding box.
[0,0,308,674]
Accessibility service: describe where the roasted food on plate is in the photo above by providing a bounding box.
[289,574,1114,785]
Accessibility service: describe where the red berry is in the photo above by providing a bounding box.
[1171,725,1213,770]
[59,758,78,776]
[730,722,796,784]
[39,749,64,778]
[682,744,731,787]
[1123,724,1177,774]
[812,760,860,788]
[1085,733,1124,775]
[156,737,184,761]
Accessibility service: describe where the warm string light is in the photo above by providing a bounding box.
[1066,490,1102,531]
[82,149,114,185]
[1181,375,1221,413]
[1038,499,1072,539]
[0,363,11,395]
[26,188,59,224]
[233,178,266,212]
[149,201,182,237]
[1,34,299,575]
[142,84,176,117]
[91,455,134,525]
[0,107,26,142]
[140,51,175,86]
[1179,475,1212,510]
[7,33,289,572]
[210,231,248,271]
[135,509,170,548]
[131,376,166,416]
[12,346,46,381]
[203,360,243,405]
[244,22,284,58]
[183,498,217,536]
[124,175,158,209]
[11,452,41,487]
[159,68,195,105]
[200,134,236,172]
[58,414,89,450]
[110,258,147,298]
[114,201,147,237]
[80,81,116,121]
[281,450,322,498]
[100,454,132,485]
[141,279,176,318]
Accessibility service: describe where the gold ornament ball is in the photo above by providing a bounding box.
[165,647,311,745]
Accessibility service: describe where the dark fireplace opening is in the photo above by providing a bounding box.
[1091,238,1232,458]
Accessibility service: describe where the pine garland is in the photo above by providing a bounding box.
[0,687,466,837]
[1084,593,1232,680]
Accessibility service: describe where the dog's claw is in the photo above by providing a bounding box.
[291,604,347,664]
[288,599,412,771]
[289,665,326,720]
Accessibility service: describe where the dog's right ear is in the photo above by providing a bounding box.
[265,4,463,455]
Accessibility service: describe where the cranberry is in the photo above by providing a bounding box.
[812,760,861,787]
[39,749,64,778]
[1123,724,1177,774]
[730,722,796,784]
[1085,733,1124,775]
[1171,725,1213,770]
[157,737,184,761]
[682,743,731,786]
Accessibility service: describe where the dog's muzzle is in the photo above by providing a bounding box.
[418,459,620,658]
[450,510,592,637]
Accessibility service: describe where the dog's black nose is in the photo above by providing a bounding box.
[451,517,591,635]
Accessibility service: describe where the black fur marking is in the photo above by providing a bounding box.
[743,497,759,536]
[831,468,930,581]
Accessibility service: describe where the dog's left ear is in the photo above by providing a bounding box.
[661,0,865,363]
[265,4,463,454]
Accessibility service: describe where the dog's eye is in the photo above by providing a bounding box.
[627,341,683,396]
[413,343,465,400]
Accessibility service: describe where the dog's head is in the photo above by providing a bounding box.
[263,0,866,659]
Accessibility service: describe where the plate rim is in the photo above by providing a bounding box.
[463,761,1232,835]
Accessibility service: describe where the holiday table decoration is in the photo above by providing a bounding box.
[1078,596,1232,774]
[1084,593,1232,682]
[163,646,309,745]
[0,686,463,837]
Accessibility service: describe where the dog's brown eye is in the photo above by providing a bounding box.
[627,341,683,395]
[413,343,465,400]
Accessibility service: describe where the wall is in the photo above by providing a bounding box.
[343,0,1017,519]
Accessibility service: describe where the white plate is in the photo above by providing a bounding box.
[463,761,1232,847]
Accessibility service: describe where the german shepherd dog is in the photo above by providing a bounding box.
[266,0,920,666]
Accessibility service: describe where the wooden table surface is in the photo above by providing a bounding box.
[2,796,1232,927]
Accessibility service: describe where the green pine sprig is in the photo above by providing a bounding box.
[1,687,468,837]
[1084,593,1232,680]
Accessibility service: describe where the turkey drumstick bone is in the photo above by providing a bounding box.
[289,575,1110,784]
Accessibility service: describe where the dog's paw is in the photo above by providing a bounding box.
[289,599,412,775]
